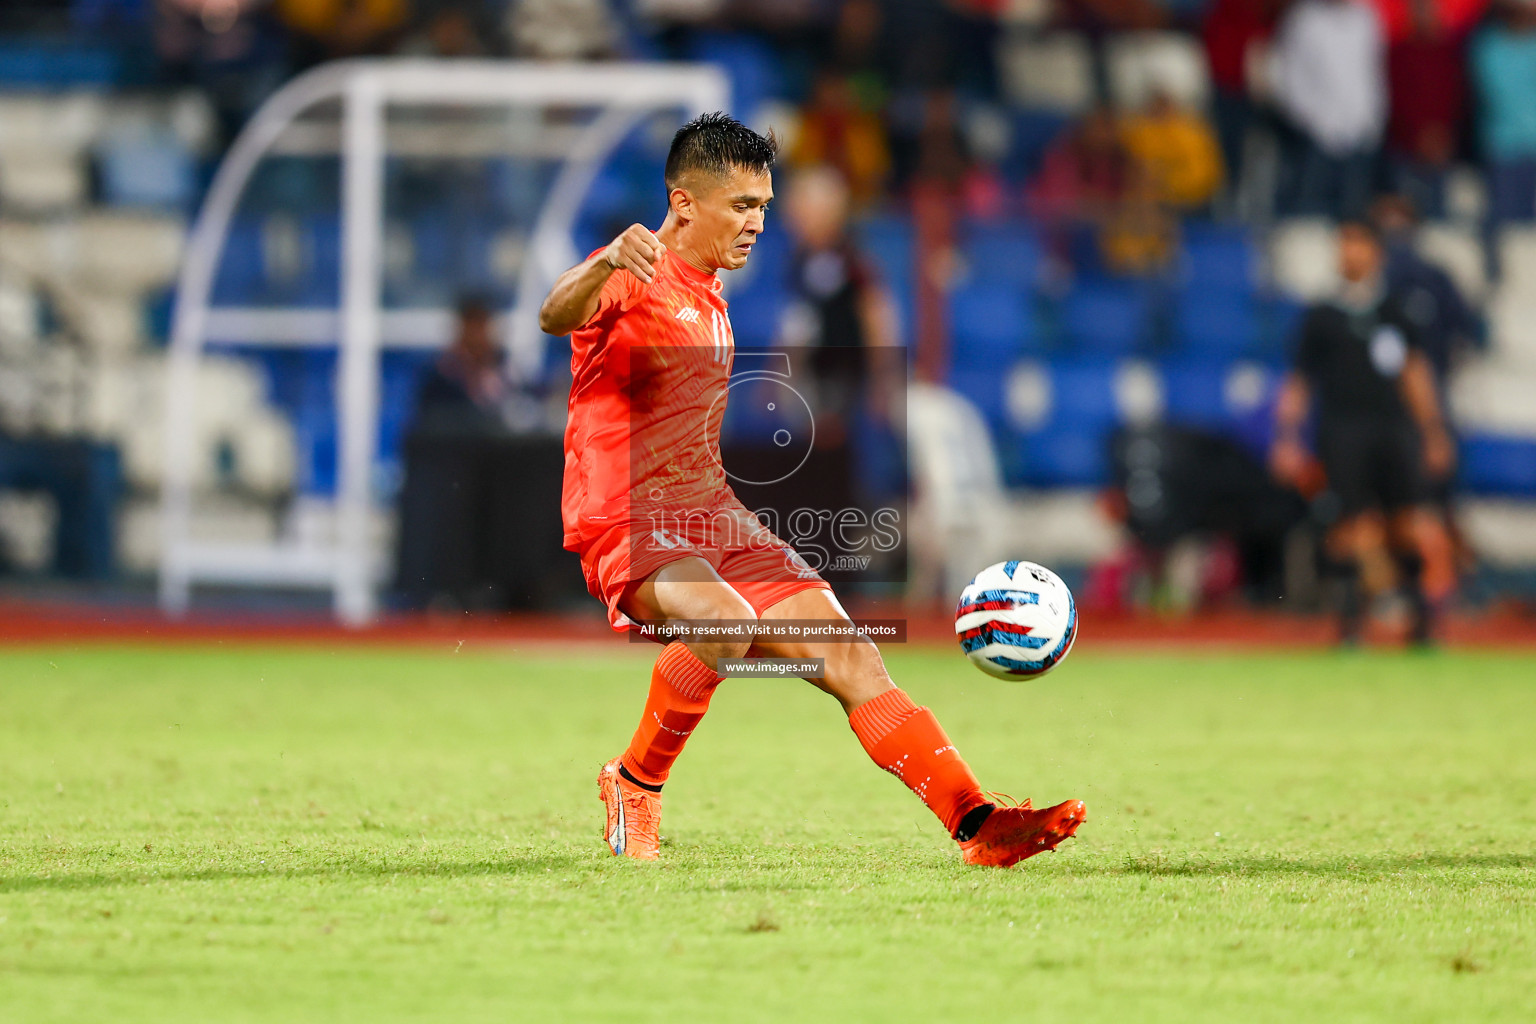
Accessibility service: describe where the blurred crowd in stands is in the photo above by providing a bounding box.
[2,0,1536,603]
[2,0,1533,236]
[0,1,1531,227]
[2,0,1533,292]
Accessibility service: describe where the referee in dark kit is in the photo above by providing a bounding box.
[1269,219,1457,644]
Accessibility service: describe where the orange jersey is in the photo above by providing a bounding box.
[561,247,736,549]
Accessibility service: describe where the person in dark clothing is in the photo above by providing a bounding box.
[1372,193,1482,567]
[397,293,568,611]
[1269,220,1457,643]
[780,164,900,443]
[413,294,509,433]
[1372,195,1481,388]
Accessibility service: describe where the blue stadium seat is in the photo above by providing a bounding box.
[401,212,513,306]
[72,0,154,32]
[852,410,907,498]
[742,224,792,289]
[949,283,1039,368]
[960,219,1043,288]
[248,157,338,216]
[1046,359,1119,428]
[581,164,643,224]
[1059,281,1152,355]
[948,368,1009,431]
[258,350,337,496]
[379,352,436,479]
[486,157,553,225]
[723,286,787,348]
[0,43,125,86]
[212,218,268,305]
[461,220,508,302]
[1173,291,1260,357]
[97,132,195,210]
[296,412,337,495]
[688,32,783,120]
[1264,297,1309,362]
[232,348,450,497]
[1003,111,1070,182]
[856,214,914,289]
[948,357,1122,486]
[609,130,666,179]
[853,214,914,344]
[1180,223,1259,295]
[991,358,1119,486]
[1160,359,1230,428]
[240,349,305,410]
[720,227,791,346]
[1459,435,1536,496]
[1157,357,1280,454]
[295,214,341,307]
[1012,429,1111,487]
[568,214,612,267]
[407,214,453,295]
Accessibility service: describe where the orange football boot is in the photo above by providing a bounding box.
[959,795,1087,867]
[597,758,662,860]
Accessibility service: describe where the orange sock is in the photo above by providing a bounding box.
[848,688,989,837]
[620,643,721,788]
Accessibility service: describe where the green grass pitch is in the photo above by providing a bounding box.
[2,643,1533,1021]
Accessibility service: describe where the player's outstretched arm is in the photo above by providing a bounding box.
[538,224,666,336]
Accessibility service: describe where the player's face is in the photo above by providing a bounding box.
[695,166,773,272]
[1337,226,1382,283]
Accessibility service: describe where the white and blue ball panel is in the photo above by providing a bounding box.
[954,560,1077,680]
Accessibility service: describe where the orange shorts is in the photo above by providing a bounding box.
[573,502,831,634]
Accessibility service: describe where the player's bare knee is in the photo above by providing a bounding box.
[819,639,893,710]
[837,638,887,677]
[691,591,756,664]
[690,639,752,668]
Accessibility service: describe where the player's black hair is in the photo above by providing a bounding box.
[664,111,778,190]
[1370,191,1420,227]
[1337,217,1382,245]
[455,290,493,320]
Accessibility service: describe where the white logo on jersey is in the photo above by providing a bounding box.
[709,309,733,365]
[1370,325,1408,377]
[675,307,701,324]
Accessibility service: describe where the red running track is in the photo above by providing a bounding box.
[2,600,1534,652]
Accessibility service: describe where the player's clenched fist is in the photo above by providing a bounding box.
[537,223,668,334]
[604,224,666,284]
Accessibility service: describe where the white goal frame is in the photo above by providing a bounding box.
[158,58,729,623]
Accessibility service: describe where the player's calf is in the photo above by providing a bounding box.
[815,636,898,713]
[847,687,993,839]
[598,564,765,859]
[620,642,723,789]
[757,586,1084,865]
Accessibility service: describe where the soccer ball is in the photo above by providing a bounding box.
[955,560,1078,680]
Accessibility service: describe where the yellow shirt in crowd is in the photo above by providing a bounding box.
[1120,111,1225,211]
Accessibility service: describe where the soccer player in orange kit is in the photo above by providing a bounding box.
[538,112,1085,866]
